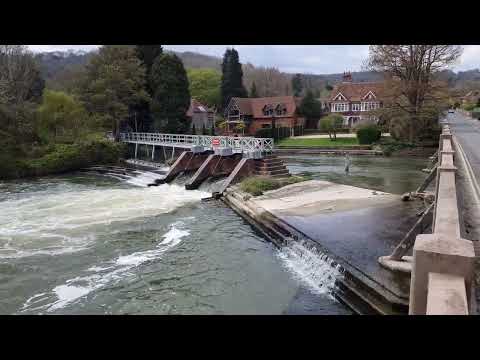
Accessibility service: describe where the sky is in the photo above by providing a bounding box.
[27,45,480,74]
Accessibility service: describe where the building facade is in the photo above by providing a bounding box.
[223,96,305,136]
[327,72,384,127]
[187,99,216,134]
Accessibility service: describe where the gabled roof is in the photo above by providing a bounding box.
[329,82,384,102]
[187,98,214,117]
[229,96,299,118]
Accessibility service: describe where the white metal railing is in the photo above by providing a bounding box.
[120,132,274,153]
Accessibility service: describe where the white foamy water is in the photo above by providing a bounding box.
[277,241,343,297]
[0,177,208,259]
[22,222,190,312]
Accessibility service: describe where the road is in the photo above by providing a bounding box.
[446,111,480,188]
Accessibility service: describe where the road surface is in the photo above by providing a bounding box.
[446,111,480,187]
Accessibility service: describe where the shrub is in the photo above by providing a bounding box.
[356,124,381,145]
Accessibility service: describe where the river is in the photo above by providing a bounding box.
[0,155,428,315]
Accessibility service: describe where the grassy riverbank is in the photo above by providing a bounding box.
[276,138,360,147]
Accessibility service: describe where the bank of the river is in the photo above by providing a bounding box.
[0,137,125,180]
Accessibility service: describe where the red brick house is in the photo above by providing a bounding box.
[223,96,305,136]
[328,72,384,128]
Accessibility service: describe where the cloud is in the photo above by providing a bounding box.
[26,45,479,74]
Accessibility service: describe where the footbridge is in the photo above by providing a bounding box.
[120,132,274,156]
[120,132,284,196]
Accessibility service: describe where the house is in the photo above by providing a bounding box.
[328,72,384,127]
[460,90,480,105]
[187,99,216,134]
[223,96,305,136]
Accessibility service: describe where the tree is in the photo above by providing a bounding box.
[78,45,150,141]
[202,123,207,135]
[150,53,191,133]
[243,64,291,97]
[0,45,45,106]
[187,68,221,107]
[135,45,163,80]
[192,123,196,135]
[367,45,463,142]
[319,114,344,140]
[250,81,258,98]
[292,73,303,97]
[299,89,322,128]
[37,90,91,142]
[220,48,247,110]
[210,122,215,135]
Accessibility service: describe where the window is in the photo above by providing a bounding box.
[351,103,361,111]
[332,103,348,112]
[361,102,380,111]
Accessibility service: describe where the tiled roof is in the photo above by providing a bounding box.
[230,96,299,118]
[187,98,214,117]
[329,82,384,102]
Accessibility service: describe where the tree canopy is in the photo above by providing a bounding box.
[150,53,191,133]
[220,48,247,110]
[292,73,303,97]
[299,89,322,123]
[367,45,463,142]
[319,114,344,140]
[187,68,221,108]
[78,45,150,140]
[250,81,258,98]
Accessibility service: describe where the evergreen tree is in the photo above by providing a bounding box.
[150,54,191,133]
[299,89,322,128]
[250,81,258,98]
[314,88,321,98]
[292,73,303,97]
[134,45,163,131]
[135,45,163,80]
[220,48,247,110]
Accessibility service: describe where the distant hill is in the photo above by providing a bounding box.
[34,49,480,93]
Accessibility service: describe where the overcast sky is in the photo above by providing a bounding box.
[27,45,480,74]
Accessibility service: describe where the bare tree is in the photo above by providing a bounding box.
[0,45,42,105]
[366,45,463,142]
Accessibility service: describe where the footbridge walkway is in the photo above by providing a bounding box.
[120,132,274,156]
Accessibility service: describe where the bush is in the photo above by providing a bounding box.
[0,137,126,180]
[356,124,381,145]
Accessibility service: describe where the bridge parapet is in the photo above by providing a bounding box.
[409,125,476,315]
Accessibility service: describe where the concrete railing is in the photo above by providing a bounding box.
[409,125,475,315]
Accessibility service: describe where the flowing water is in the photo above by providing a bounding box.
[281,155,429,195]
[0,168,350,315]
[0,154,428,315]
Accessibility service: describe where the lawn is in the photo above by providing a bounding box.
[276,137,360,147]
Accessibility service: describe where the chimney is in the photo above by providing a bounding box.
[342,71,353,83]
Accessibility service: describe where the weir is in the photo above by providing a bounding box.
[121,132,278,195]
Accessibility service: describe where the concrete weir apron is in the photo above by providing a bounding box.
[238,180,425,314]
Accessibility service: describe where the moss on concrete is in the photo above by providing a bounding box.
[239,175,310,196]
